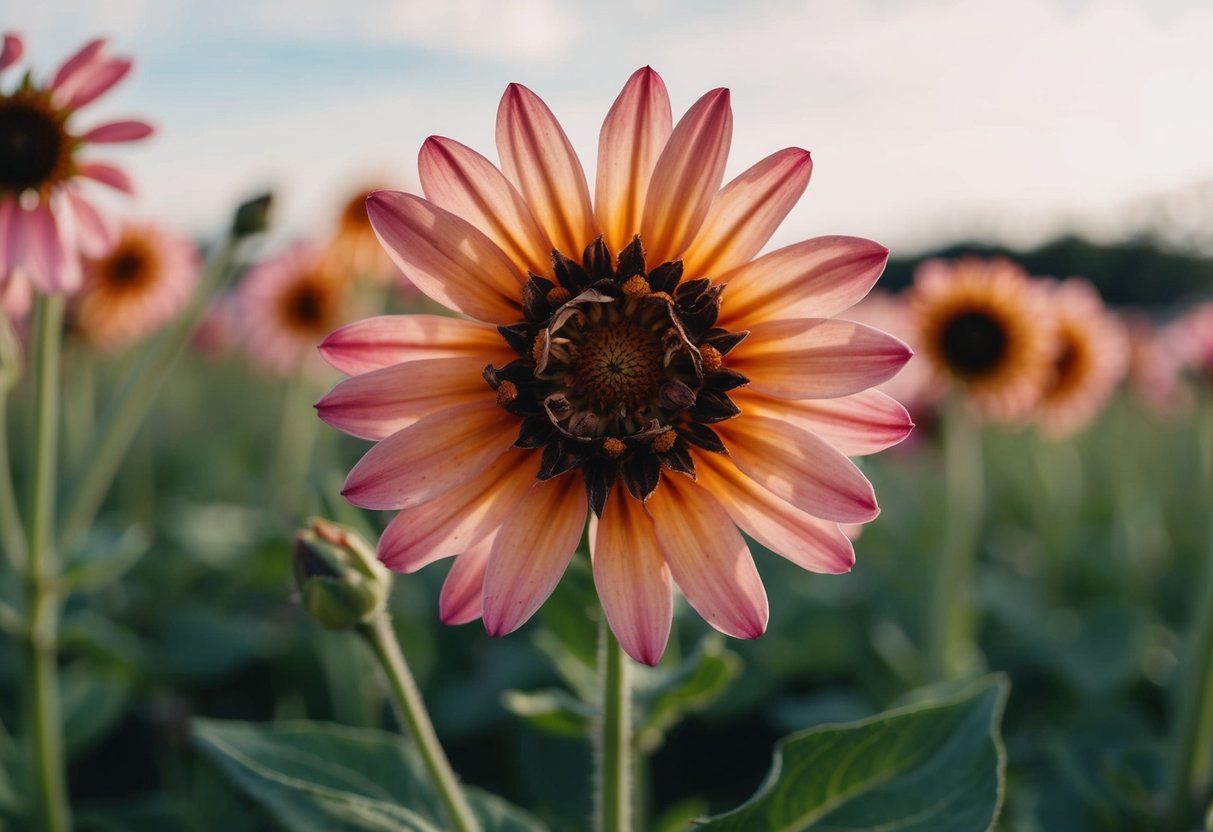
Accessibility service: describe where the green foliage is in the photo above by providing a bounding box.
[634,634,742,752]
[698,676,1008,832]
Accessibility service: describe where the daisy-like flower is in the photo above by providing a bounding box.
[240,242,349,376]
[0,32,152,293]
[316,68,912,665]
[1166,301,1213,388]
[1121,310,1188,415]
[71,221,199,349]
[848,290,938,423]
[321,184,406,287]
[1032,278,1128,438]
[909,257,1056,421]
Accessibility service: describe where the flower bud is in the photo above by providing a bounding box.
[292,518,390,629]
[231,192,274,239]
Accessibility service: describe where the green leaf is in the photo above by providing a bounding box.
[501,688,596,738]
[635,635,741,752]
[61,523,151,593]
[698,675,1009,832]
[192,718,548,832]
[61,666,133,760]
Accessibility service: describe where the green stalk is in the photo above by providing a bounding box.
[925,394,986,682]
[0,311,25,570]
[358,613,479,832]
[22,294,70,832]
[59,240,236,550]
[1168,390,1213,828]
[270,370,321,518]
[597,619,632,832]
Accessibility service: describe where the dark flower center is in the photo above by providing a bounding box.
[940,309,1007,377]
[486,236,750,514]
[106,249,148,286]
[0,94,68,194]
[282,278,336,332]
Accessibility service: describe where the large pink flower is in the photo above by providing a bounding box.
[317,68,912,665]
[0,32,152,293]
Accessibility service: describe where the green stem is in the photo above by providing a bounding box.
[60,240,236,551]
[925,395,986,682]
[1168,391,1213,828]
[0,394,26,570]
[23,294,70,832]
[358,613,479,832]
[270,370,321,518]
[597,619,632,832]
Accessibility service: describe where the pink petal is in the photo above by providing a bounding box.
[648,474,768,640]
[51,37,107,92]
[341,401,516,511]
[715,413,880,523]
[639,88,732,267]
[377,450,539,573]
[366,190,523,324]
[78,162,135,194]
[594,67,673,257]
[419,136,553,277]
[682,148,812,279]
[728,318,912,400]
[319,314,512,375]
[80,119,154,144]
[495,83,597,259]
[316,357,493,441]
[439,536,495,625]
[482,473,587,637]
[733,388,914,456]
[717,236,889,329]
[0,33,24,71]
[694,451,856,574]
[0,199,14,274]
[59,57,132,110]
[64,190,116,257]
[23,204,81,294]
[590,483,672,666]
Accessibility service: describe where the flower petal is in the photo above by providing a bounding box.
[59,57,132,110]
[590,483,672,666]
[716,236,890,329]
[341,401,516,510]
[366,190,524,324]
[496,83,596,259]
[316,356,492,440]
[419,136,553,277]
[682,148,812,279]
[439,535,495,625]
[715,413,880,523]
[64,190,116,258]
[732,388,914,456]
[80,119,154,144]
[648,473,767,640]
[50,37,106,92]
[640,88,732,267]
[0,33,24,71]
[377,449,539,573]
[729,318,912,400]
[319,314,512,375]
[78,162,135,194]
[23,204,81,294]
[694,450,856,574]
[482,473,587,636]
[594,67,673,257]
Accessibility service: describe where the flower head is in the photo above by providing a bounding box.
[321,184,408,288]
[317,68,912,665]
[1166,301,1213,389]
[0,33,152,293]
[71,221,199,349]
[909,257,1056,421]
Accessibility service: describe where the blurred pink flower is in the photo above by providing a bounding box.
[1121,309,1189,416]
[1165,301,1213,388]
[191,291,242,361]
[316,67,912,665]
[0,33,152,294]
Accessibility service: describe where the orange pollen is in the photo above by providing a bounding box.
[622,275,650,298]
[700,344,723,372]
[601,437,626,458]
[495,380,518,407]
[531,334,546,362]
[651,429,677,454]
[546,286,571,305]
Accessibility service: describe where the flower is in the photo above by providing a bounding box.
[240,242,350,376]
[1032,278,1128,438]
[320,184,407,287]
[909,257,1056,421]
[71,221,199,349]
[317,68,912,665]
[0,32,152,293]
[847,290,938,424]
[1166,301,1213,389]
[1121,309,1188,415]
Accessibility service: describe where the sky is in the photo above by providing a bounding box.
[10,0,1213,255]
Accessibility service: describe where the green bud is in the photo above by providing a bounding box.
[293,518,390,629]
[230,192,274,239]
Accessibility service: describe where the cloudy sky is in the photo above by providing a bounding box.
[11,0,1213,254]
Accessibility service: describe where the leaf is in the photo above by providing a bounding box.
[61,523,152,593]
[698,675,1009,832]
[192,718,548,832]
[501,688,596,738]
[634,635,741,752]
[61,666,133,760]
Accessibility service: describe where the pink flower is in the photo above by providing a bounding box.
[1166,301,1213,389]
[316,68,912,665]
[0,33,152,294]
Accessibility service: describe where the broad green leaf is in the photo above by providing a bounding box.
[635,635,741,752]
[193,718,548,832]
[698,675,1008,832]
[502,688,596,738]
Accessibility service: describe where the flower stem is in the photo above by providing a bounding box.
[0,311,26,570]
[925,395,986,682]
[270,369,321,517]
[357,613,479,832]
[597,619,632,832]
[1167,390,1213,828]
[23,294,70,832]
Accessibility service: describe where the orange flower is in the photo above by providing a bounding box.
[317,68,912,664]
[321,184,406,287]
